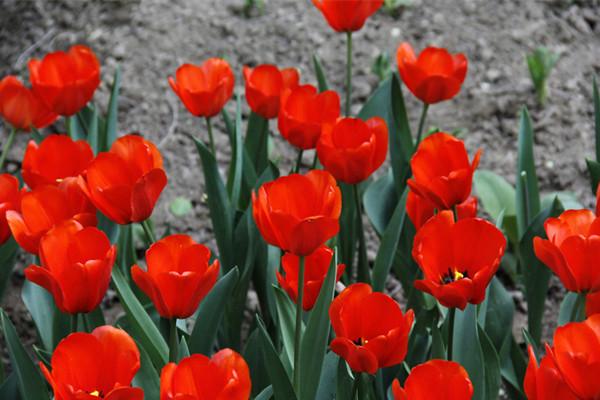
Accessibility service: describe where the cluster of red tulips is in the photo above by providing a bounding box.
[1,1,599,399]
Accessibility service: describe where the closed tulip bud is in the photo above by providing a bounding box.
[312,0,383,32]
[243,64,299,119]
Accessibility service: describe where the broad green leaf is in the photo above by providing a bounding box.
[315,352,338,400]
[430,321,446,360]
[473,170,516,219]
[226,94,244,209]
[364,170,399,235]
[274,285,304,367]
[478,325,502,400]
[479,277,514,352]
[453,304,486,400]
[558,292,583,325]
[0,373,20,400]
[336,358,353,400]
[503,335,527,399]
[256,386,274,400]
[243,327,270,396]
[0,309,50,400]
[189,267,239,355]
[0,238,18,302]
[169,197,193,217]
[97,212,120,244]
[132,342,160,399]
[111,268,168,367]
[102,66,121,151]
[313,55,329,92]
[245,112,269,175]
[586,158,600,193]
[541,191,583,211]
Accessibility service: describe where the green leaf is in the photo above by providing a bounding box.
[132,342,160,399]
[453,304,486,400]
[256,386,274,400]
[586,158,600,194]
[473,170,516,219]
[541,191,583,211]
[515,107,541,238]
[364,170,399,235]
[298,250,338,400]
[502,336,527,399]
[111,268,168,368]
[226,94,244,209]
[313,55,329,92]
[97,212,120,244]
[85,107,99,154]
[478,324,502,400]
[274,286,304,367]
[0,309,50,400]
[190,135,234,271]
[189,267,239,355]
[0,238,18,303]
[0,373,20,400]
[372,189,408,292]
[336,358,353,400]
[430,321,446,360]
[243,327,270,396]
[256,316,297,400]
[102,66,121,152]
[21,280,69,351]
[244,112,270,175]
[479,277,514,352]
[82,306,106,331]
[338,182,357,275]
[558,292,581,326]
[169,197,193,217]
[315,352,339,400]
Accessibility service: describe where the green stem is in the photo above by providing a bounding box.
[447,307,456,360]
[415,102,430,146]
[351,373,360,400]
[570,292,586,322]
[294,149,304,173]
[345,31,353,116]
[256,120,269,172]
[76,111,90,137]
[169,318,178,363]
[0,127,16,171]
[293,255,306,391]
[140,220,156,246]
[353,184,368,283]
[311,152,319,169]
[70,313,78,334]
[82,313,91,333]
[206,117,216,155]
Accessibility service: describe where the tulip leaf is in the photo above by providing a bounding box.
[430,321,446,360]
[558,292,581,326]
[97,212,120,244]
[102,65,121,152]
[502,335,527,399]
[0,373,20,400]
[515,107,541,239]
[336,358,354,400]
[520,197,563,344]
[256,316,298,400]
[473,170,516,219]
[189,267,239,355]
[478,277,514,352]
[541,191,583,211]
[21,280,70,351]
[111,268,169,368]
[190,135,235,271]
[298,249,337,400]
[372,188,408,292]
[256,385,274,400]
[364,169,399,235]
[82,306,106,331]
[0,238,18,303]
[252,243,280,335]
[338,182,357,278]
[0,309,50,400]
[132,342,160,399]
[312,54,329,92]
[243,326,270,396]
[226,94,244,209]
[477,324,502,400]
[273,285,304,367]
[315,352,339,400]
[586,158,600,194]
[245,112,270,175]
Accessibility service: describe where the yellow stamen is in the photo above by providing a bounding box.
[453,270,464,280]
[90,391,100,397]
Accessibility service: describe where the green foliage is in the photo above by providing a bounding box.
[526,47,559,105]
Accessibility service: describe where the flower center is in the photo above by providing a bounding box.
[353,337,369,346]
[89,390,101,397]
[441,268,468,284]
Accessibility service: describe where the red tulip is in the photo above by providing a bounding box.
[329,283,414,374]
[160,349,251,400]
[586,291,600,318]
[396,42,468,104]
[278,84,340,150]
[524,345,579,400]
[412,211,506,310]
[408,132,481,211]
[24,220,115,314]
[6,180,97,254]
[277,245,346,311]
[79,134,167,225]
[317,117,388,184]
[0,174,23,246]
[41,326,143,400]
[0,75,57,130]
[312,0,383,32]
[22,134,94,189]
[392,360,474,400]
[406,191,477,230]
[252,169,341,256]
[28,45,101,116]
[243,64,299,119]
[132,234,219,319]
[168,58,235,118]
[534,209,600,293]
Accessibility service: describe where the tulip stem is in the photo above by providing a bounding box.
[353,184,368,283]
[351,373,360,400]
[447,307,456,360]
[294,149,304,173]
[345,31,353,116]
[70,313,78,334]
[205,117,216,155]
[169,318,178,363]
[140,219,156,245]
[0,127,16,171]
[293,255,306,392]
[415,103,430,146]
[311,152,319,169]
[571,293,586,322]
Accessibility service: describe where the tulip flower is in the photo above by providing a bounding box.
[160,349,251,400]
[6,180,97,254]
[329,283,414,374]
[311,0,383,33]
[79,134,167,225]
[131,234,219,319]
[22,134,94,189]
[396,42,468,105]
[406,191,478,230]
[412,211,506,310]
[252,169,341,256]
[408,132,481,211]
[277,245,346,311]
[28,45,101,116]
[0,174,22,246]
[317,116,388,184]
[41,326,143,400]
[586,291,600,317]
[243,64,299,119]
[524,345,579,400]
[0,75,57,131]
[534,209,600,293]
[392,360,474,400]
[168,58,234,118]
[278,84,340,150]
[24,220,116,314]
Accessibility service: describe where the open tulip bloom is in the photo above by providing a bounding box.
[2,4,600,400]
